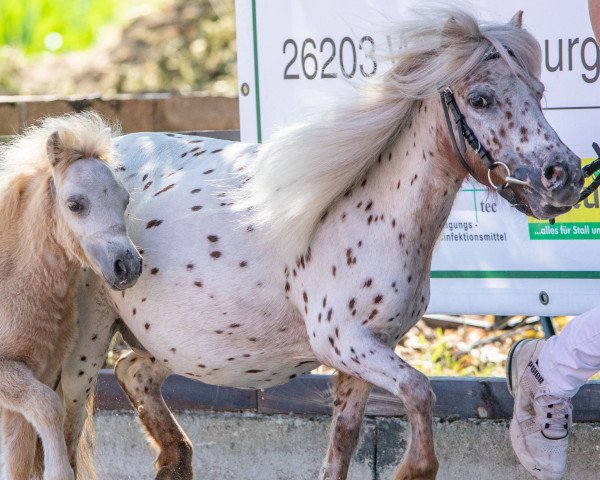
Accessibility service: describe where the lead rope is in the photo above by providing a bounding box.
[578,142,600,203]
[549,142,600,224]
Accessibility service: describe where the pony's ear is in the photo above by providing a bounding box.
[46,131,63,167]
[509,10,523,28]
[441,16,461,46]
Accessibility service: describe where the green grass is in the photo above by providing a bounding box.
[0,0,140,54]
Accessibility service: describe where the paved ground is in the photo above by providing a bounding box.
[2,411,600,478]
[89,412,600,479]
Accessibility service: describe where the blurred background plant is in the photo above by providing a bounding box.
[0,0,120,53]
[0,0,237,96]
[312,315,572,378]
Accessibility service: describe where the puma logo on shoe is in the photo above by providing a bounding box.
[528,360,545,384]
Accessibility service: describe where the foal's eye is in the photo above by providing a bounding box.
[66,195,88,214]
[468,94,489,109]
[67,200,84,213]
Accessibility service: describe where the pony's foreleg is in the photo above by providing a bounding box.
[313,328,438,480]
[0,360,73,480]
[320,373,372,480]
[1,410,36,480]
[114,350,193,480]
[61,270,118,476]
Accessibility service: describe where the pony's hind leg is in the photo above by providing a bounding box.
[0,360,73,480]
[1,410,36,480]
[312,328,438,480]
[320,373,372,480]
[114,350,193,480]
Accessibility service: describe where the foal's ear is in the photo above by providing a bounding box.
[509,10,523,28]
[46,131,63,167]
[98,127,112,144]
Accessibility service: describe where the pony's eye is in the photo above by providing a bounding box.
[468,94,489,109]
[67,200,83,213]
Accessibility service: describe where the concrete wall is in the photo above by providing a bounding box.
[4,411,596,479]
[0,94,239,135]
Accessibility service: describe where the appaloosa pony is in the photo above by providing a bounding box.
[0,112,141,480]
[62,8,582,480]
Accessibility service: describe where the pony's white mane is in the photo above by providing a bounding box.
[0,111,118,192]
[237,6,541,258]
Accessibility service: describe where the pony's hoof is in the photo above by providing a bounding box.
[394,460,438,480]
[156,466,193,480]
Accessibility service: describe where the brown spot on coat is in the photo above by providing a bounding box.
[146,219,163,229]
[154,184,175,196]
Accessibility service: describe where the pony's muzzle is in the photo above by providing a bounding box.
[540,154,584,205]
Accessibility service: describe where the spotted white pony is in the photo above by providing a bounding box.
[61,8,582,480]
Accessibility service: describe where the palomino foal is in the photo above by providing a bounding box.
[62,8,583,480]
[0,112,141,480]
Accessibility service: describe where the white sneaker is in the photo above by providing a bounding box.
[506,339,573,480]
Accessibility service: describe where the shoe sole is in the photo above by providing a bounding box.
[506,338,530,397]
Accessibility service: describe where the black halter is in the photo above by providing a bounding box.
[439,47,600,211]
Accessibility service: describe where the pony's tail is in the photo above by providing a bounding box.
[32,392,97,479]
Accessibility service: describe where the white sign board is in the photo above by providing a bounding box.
[235,0,600,316]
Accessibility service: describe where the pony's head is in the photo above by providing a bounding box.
[45,114,142,290]
[426,9,583,218]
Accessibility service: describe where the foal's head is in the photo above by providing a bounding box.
[436,11,583,218]
[48,125,142,290]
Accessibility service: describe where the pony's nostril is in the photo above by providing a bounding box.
[542,164,567,190]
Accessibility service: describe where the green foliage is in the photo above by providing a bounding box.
[0,0,118,53]
[0,0,237,96]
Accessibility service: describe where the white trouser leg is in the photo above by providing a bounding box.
[538,303,600,397]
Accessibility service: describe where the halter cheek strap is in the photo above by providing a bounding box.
[439,87,529,190]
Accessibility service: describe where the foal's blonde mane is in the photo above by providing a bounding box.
[0,111,118,234]
[239,6,541,258]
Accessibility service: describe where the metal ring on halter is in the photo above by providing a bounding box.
[474,140,481,154]
[487,162,511,189]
